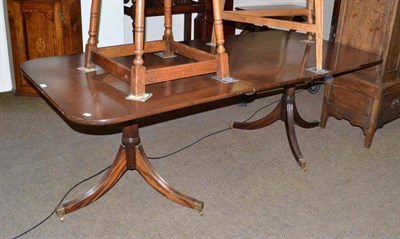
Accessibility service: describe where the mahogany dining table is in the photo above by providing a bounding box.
[20,31,382,220]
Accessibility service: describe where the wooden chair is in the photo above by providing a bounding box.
[124,0,208,41]
[83,0,230,101]
[234,5,308,34]
[221,0,325,71]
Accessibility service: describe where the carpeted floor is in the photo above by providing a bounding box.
[1,88,399,239]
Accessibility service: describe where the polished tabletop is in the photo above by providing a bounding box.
[21,31,382,126]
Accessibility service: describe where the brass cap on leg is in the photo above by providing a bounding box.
[299,160,307,172]
[194,201,204,216]
[56,206,66,222]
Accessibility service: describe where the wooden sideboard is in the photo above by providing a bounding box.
[7,0,82,96]
[321,0,400,148]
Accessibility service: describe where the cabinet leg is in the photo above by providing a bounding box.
[319,112,328,128]
[363,128,376,149]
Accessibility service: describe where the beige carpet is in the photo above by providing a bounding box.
[1,88,399,239]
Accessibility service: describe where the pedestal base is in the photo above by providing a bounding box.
[56,121,203,221]
[230,86,319,171]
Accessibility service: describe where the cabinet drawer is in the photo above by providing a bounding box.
[378,82,400,126]
[328,83,374,117]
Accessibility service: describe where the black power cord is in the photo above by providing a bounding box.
[10,90,305,238]
[148,127,231,159]
[11,166,110,239]
[148,96,286,159]
[148,89,306,159]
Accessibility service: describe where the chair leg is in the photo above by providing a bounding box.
[212,0,230,78]
[183,13,192,41]
[85,0,101,68]
[129,0,146,98]
[163,0,175,57]
[306,0,314,41]
[314,0,323,70]
[210,0,226,45]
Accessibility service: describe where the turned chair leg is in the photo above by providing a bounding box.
[128,0,146,99]
[212,0,230,78]
[306,0,314,41]
[85,0,101,68]
[163,0,175,57]
[314,0,323,70]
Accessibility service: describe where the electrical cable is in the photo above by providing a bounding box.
[11,166,110,239]
[10,89,305,238]
[148,90,305,160]
[148,127,231,159]
[147,98,283,159]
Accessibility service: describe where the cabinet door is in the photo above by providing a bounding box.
[335,0,391,54]
[335,0,399,84]
[8,0,65,95]
[20,1,65,59]
[381,1,400,83]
